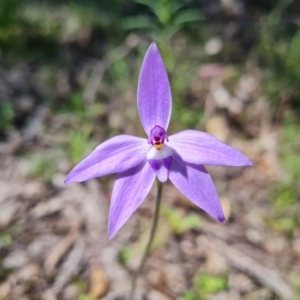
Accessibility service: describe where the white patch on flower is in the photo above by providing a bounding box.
[147,145,172,160]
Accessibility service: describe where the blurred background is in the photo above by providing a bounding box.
[0,0,300,299]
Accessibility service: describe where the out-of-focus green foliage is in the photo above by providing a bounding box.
[162,205,203,234]
[0,103,15,136]
[30,152,58,183]
[258,15,300,107]
[77,294,96,300]
[0,233,12,247]
[195,274,227,296]
[267,112,300,236]
[69,129,96,165]
[181,274,228,299]
[0,0,18,28]
[180,289,195,300]
[0,224,20,237]
[119,246,131,266]
[69,92,86,113]
[297,277,300,298]
[123,0,204,40]
[281,113,300,182]
[0,224,19,279]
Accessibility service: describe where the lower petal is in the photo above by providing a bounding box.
[148,157,172,182]
[169,158,225,223]
[147,145,172,182]
[108,161,156,239]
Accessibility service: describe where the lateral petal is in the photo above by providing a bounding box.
[168,130,252,167]
[65,135,150,183]
[169,158,225,223]
[108,161,155,238]
[137,43,172,135]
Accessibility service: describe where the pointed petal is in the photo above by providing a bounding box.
[65,135,150,183]
[169,158,225,223]
[168,130,252,167]
[138,43,172,134]
[108,161,155,238]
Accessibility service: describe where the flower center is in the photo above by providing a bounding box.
[147,125,172,182]
[148,125,168,150]
[147,143,172,183]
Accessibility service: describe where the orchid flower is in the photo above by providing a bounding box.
[65,43,252,239]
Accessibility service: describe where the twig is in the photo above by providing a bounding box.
[201,236,295,299]
[52,237,85,291]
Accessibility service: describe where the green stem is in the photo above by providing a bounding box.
[129,180,163,300]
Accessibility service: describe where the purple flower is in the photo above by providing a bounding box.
[65,43,252,239]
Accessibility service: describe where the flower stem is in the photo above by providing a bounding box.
[129,180,163,300]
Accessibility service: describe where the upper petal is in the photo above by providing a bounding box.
[65,135,150,183]
[169,158,225,223]
[108,161,155,238]
[137,43,172,135]
[168,130,253,167]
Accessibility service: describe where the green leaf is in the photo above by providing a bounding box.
[162,23,181,38]
[135,0,171,25]
[179,215,203,233]
[286,29,300,79]
[180,289,196,300]
[77,295,96,300]
[122,16,160,32]
[0,102,15,134]
[173,9,204,26]
[119,246,131,265]
[162,206,202,234]
[0,234,12,246]
[167,1,186,15]
[271,218,296,232]
[194,274,227,295]
[135,0,162,12]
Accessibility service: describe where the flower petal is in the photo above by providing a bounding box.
[147,145,172,182]
[168,130,252,167]
[137,43,172,134]
[148,157,172,183]
[108,161,155,238]
[65,135,150,183]
[169,158,225,223]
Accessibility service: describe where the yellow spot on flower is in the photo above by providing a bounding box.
[154,144,163,150]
